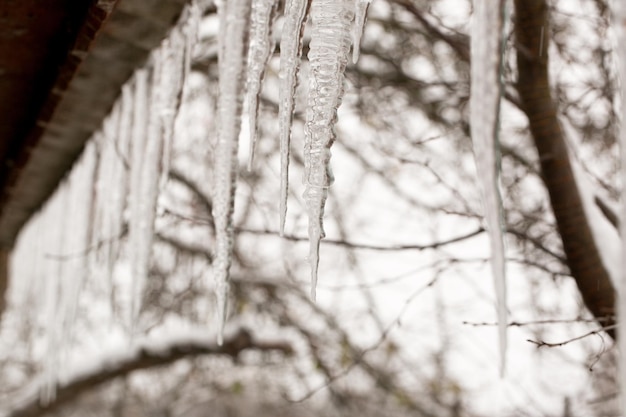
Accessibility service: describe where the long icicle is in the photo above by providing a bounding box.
[304,0,354,300]
[40,187,69,405]
[127,69,150,333]
[100,98,122,290]
[469,0,507,376]
[107,84,133,284]
[131,49,167,334]
[160,3,201,191]
[278,0,311,236]
[213,0,251,344]
[158,33,185,191]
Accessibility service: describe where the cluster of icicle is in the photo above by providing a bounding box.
[9,3,201,403]
[13,139,98,405]
[119,1,200,337]
[11,0,522,402]
[214,0,373,334]
[209,0,508,356]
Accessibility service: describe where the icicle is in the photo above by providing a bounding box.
[213,0,251,344]
[159,1,201,190]
[179,0,202,118]
[62,142,98,338]
[107,83,133,280]
[304,0,354,300]
[615,0,626,411]
[246,0,279,170]
[91,126,114,279]
[351,0,372,64]
[181,0,201,101]
[40,186,69,404]
[278,0,310,235]
[99,98,123,288]
[84,133,103,311]
[84,84,132,312]
[133,51,168,335]
[469,0,507,376]
[158,33,186,191]
[127,69,150,332]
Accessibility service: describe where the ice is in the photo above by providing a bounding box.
[351,0,372,64]
[127,69,150,332]
[125,0,202,336]
[132,50,169,334]
[38,146,97,401]
[98,98,122,288]
[179,0,201,112]
[246,0,279,170]
[185,1,201,79]
[159,33,187,191]
[278,0,310,235]
[41,143,99,406]
[160,5,201,191]
[469,1,507,375]
[213,0,251,344]
[106,84,133,283]
[304,0,354,299]
[62,142,97,339]
[123,39,185,333]
[40,182,72,404]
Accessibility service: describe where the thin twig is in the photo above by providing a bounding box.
[237,226,484,251]
[527,324,617,348]
[463,317,614,327]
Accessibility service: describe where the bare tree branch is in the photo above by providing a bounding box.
[169,168,214,220]
[527,324,616,348]
[156,231,214,263]
[594,195,619,229]
[236,226,485,252]
[463,317,614,327]
[7,328,293,417]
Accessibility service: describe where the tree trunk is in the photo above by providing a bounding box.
[514,0,615,337]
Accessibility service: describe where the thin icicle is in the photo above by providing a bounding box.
[99,98,123,288]
[469,0,507,376]
[91,114,118,282]
[351,0,372,64]
[158,33,186,191]
[61,142,98,339]
[278,0,310,236]
[614,0,626,410]
[107,84,133,280]
[183,0,202,87]
[84,134,104,311]
[213,0,251,344]
[43,145,98,402]
[40,186,69,404]
[89,84,132,314]
[304,0,354,300]
[127,69,150,332]
[132,52,168,335]
[246,0,279,170]
[157,3,203,192]
[178,0,201,112]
